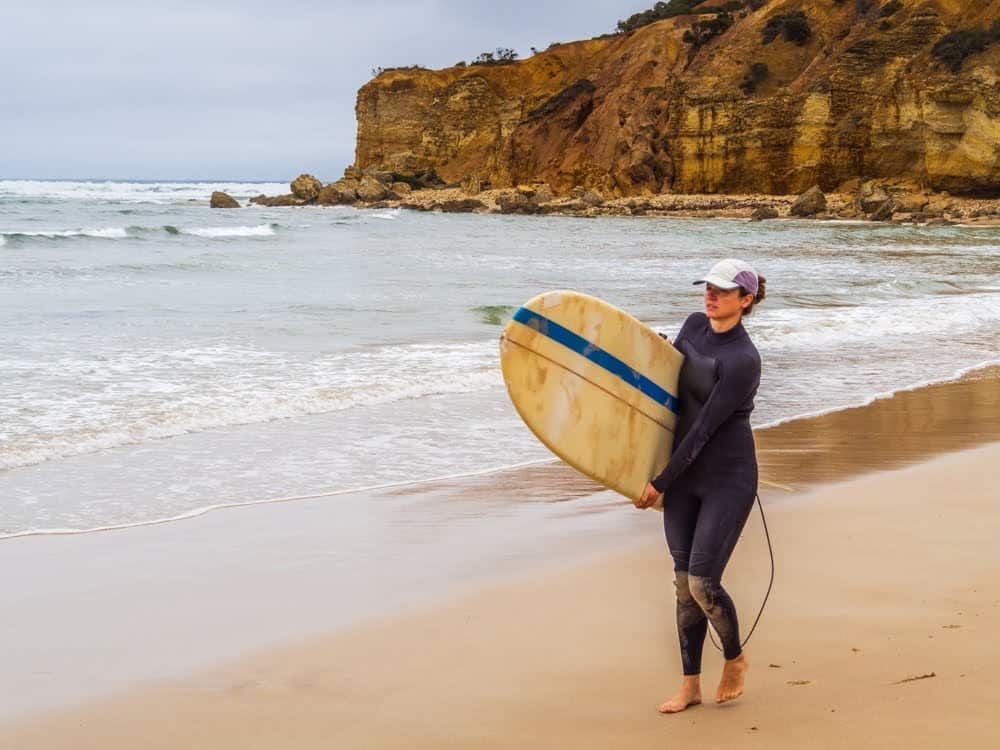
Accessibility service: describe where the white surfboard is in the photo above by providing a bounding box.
[499,290,683,507]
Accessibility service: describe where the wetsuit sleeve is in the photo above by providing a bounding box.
[651,353,759,494]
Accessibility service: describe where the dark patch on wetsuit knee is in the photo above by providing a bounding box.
[674,572,704,628]
[689,574,742,660]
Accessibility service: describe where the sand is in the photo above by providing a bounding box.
[4,436,1000,747]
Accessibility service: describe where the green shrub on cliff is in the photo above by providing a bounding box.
[682,12,735,47]
[616,0,709,33]
[739,62,769,94]
[932,24,1000,72]
[762,12,812,46]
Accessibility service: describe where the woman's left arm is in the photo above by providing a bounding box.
[649,353,759,496]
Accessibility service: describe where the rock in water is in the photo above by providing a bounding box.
[249,194,305,207]
[210,191,240,208]
[290,174,323,201]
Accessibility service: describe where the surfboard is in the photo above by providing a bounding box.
[499,290,684,508]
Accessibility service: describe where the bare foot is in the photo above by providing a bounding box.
[716,652,749,704]
[658,676,702,714]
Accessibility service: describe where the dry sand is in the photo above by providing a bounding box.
[4,439,1000,747]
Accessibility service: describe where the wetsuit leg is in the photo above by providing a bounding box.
[687,480,755,661]
[673,571,708,676]
[663,482,708,675]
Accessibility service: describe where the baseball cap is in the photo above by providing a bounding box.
[694,259,759,295]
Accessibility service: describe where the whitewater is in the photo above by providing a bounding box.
[1,179,998,536]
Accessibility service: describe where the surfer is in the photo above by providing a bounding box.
[634,259,766,713]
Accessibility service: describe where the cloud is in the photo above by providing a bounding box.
[2,1,651,179]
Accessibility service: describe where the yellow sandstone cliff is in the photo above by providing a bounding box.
[354,0,1000,197]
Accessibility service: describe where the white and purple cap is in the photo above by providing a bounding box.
[694,259,759,295]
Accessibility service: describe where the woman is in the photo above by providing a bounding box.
[634,258,766,713]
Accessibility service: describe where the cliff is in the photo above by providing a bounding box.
[354,0,1000,197]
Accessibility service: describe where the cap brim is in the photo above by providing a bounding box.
[693,275,740,290]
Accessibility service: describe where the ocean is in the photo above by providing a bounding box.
[2,179,999,538]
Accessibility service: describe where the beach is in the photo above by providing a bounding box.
[3,368,1000,748]
[2,179,999,747]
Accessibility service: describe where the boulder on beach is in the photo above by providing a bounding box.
[497,190,537,215]
[750,206,779,221]
[869,199,897,222]
[859,183,891,213]
[356,175,388,202]
[435,198,487,213]
[210,191,240,209]
[790,186,827,217]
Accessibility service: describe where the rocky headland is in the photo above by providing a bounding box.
[224,0,1000,223]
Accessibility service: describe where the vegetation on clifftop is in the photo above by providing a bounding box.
[472,48,519,66]
[616,0,710,33]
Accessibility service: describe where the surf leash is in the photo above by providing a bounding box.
[708,490,774,653]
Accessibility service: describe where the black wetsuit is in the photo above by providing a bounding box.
[651,312,761,675]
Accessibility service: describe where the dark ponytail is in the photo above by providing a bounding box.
[740,274,766,317]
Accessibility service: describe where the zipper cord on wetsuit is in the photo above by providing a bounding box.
[708,491,774,653]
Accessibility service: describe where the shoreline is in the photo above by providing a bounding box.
[1,366,1000,741]
[6,361,997,542]
[4,439,1000,747]
[238,178,1000,226]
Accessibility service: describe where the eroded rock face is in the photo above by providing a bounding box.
[210,191,240,208]
[291,174,323,201]
[354,1,1000,197]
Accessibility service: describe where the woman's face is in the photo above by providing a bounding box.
[704,283,752,321]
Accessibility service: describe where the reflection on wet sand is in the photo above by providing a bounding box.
[394,367,1000,507]
[756,366,1000,491]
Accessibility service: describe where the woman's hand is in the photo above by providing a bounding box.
[634,482,662,509]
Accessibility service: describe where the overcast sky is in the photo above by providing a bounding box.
[3,1,652,181]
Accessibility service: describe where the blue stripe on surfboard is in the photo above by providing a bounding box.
[511,306,680,415]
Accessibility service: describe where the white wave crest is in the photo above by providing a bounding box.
[753,292,1000,351]
[4,227,130,239]
[1,340,503,472]
[182,224,275,238]
[0,180,290,204]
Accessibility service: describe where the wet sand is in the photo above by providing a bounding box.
[3,369,1000,747]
